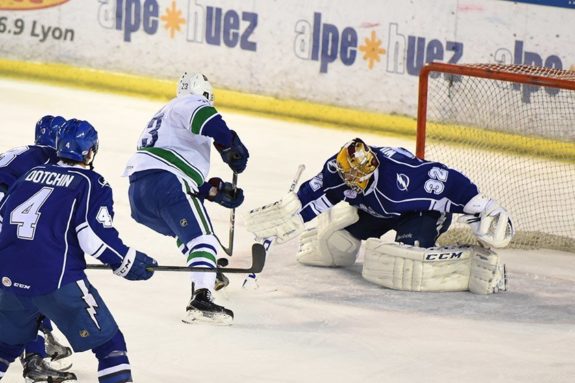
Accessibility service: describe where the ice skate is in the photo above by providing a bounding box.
[22,353,77,383]
[182,288,233,325]
[43,330,73,370]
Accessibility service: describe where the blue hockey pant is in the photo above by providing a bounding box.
[345,210,452,247]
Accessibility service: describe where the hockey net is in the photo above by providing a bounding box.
[416,63,575,252]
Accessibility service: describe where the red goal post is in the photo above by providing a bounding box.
[416,62,575,252]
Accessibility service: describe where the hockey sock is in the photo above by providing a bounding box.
[93,331,132,383]
[0,342,25,379]
[40,317,53,332]
[24,331,47,358]
[0,357,8,380]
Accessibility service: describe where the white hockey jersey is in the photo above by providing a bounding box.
[123,95,218,191]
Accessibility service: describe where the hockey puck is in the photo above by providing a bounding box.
[217,258,229,267]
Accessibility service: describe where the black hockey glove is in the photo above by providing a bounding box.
[214,130,249,173]
[206,177,244,209]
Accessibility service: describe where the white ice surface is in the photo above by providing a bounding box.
[1,79,574,383]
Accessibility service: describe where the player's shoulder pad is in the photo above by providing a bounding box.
[78,168,110,189]
[377,146,416,159]
[98,175,110,188]
[175,93,213,110]
[91,171,111,188]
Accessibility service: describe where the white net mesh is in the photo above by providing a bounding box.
[420,63,575,252]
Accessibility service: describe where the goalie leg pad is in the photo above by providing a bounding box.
[297,202,360,267]
[362,240,473,292]
[362,240,506,294]
[469,247,507,294]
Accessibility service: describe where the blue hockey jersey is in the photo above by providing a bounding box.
[0,163,133,296]
[0,145,59,191]
[297,146,480,222]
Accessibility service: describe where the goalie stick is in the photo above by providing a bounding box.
[243,164,306,287]
[86,243,266,274]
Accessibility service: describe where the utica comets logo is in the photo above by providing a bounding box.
[396,173,410,191]
[0,0,69,10]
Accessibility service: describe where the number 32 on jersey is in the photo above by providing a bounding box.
[424,167,449,194]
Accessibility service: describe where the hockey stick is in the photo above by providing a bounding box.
[242,164,306,287]
[86,243,266,274]
[218,171,238,257]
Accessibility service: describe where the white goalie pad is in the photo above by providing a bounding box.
[244,192,304,244]
[297,202,360,267]
[469,247,507,294]
[362,240,506,294]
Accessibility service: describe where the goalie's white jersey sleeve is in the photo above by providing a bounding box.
[123,95,216,191]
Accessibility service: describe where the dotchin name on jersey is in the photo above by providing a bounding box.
[25,170,75,187]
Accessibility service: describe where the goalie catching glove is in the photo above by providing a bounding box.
[244,192,304,244]
[461,194,514,248]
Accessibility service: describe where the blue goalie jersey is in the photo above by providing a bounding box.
[297,146,480,222]
[0,164,133,296]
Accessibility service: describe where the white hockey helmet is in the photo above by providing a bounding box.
[177,72,214,104]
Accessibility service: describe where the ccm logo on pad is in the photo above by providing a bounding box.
[426,252,463,261]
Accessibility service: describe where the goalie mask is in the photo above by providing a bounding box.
[177,72,214,105]
[336,138,380,193]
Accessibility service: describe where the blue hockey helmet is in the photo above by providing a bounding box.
[56,119,99,163]
[35,115,66,147]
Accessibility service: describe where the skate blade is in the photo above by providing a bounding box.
[50,350,73,362]
[182,310,233,326]
[25,379,77,383]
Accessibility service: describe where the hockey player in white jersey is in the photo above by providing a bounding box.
[124,72,249,324]
[246,138,512,294]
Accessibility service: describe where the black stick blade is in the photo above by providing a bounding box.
[249,243,266,273]
[86,243,266,274]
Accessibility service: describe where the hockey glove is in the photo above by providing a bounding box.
[461,194,515,248]
[113,250,157,281]
[206,177,244,209]
[214,130,249,173]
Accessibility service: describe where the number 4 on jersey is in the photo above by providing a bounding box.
[97,206,113,228]
[10,187,53,240]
